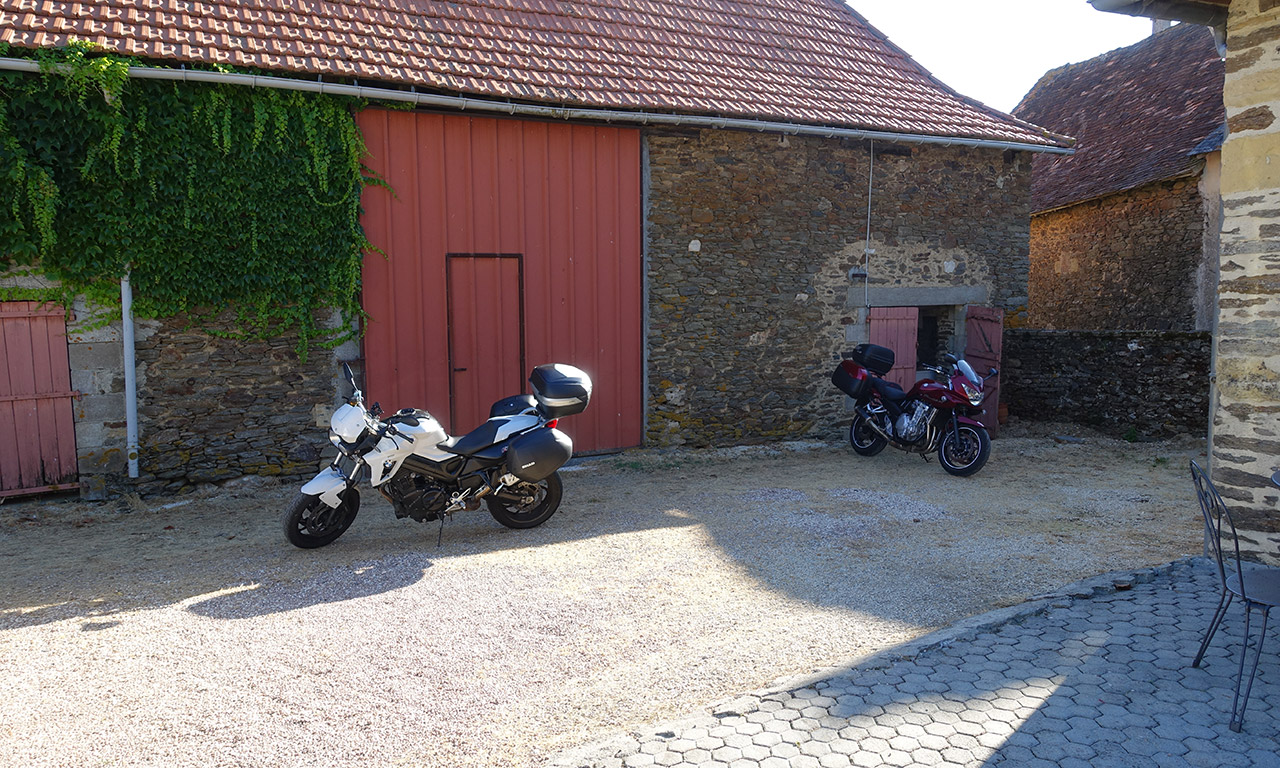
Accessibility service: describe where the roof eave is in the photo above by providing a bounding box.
[0,55,1075,154]
[1089,0,1229,28]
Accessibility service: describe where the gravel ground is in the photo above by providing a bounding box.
[0,424,1206,768]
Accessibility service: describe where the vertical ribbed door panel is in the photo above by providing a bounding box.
[358,110,643,451]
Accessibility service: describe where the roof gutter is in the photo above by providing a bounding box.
[0,56,1073,155]
[1089,0,1229,53]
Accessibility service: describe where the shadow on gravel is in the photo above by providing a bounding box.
[186,553,434,619]
[1,438,1199,633]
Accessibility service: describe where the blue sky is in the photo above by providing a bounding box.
[851,0,1159,113]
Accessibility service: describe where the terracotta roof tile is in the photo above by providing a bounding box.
[1014,24,1224,211]
[1,0,1067,147]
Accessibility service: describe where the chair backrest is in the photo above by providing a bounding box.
[1189,459,1250,600]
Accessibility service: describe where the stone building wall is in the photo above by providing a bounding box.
[644,129,1031,447]
[129,315,346,496]
[1001,329,1212,438]
[1028,176,1208,331]
[1210,0,1280,558]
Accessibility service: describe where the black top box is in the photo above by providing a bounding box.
[851,343,895,377]
[529,363,592,418]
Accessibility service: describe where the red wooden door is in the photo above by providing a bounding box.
[965,305,1003,438]
[869,307,919,389]
[448,254,524,431]
[0,301,78,497]
[358,111,643,450]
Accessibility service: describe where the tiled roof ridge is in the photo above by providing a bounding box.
[1013,22,1206,116]
[1013,22,1224,212]
[835,0,1075,149]
[1,0,1071,147]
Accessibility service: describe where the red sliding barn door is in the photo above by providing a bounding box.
[358,111,643,451]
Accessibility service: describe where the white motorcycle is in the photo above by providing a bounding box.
[284,362,591,548]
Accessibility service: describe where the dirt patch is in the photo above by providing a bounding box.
[0,429,1205,768]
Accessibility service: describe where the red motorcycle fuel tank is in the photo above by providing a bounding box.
[909,378,966,409]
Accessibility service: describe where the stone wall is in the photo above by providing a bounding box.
[644,129,1031,446]
[1207,0,1280,558]
[1028,176,1209,331]
[130,315,344,496]
[1002,329,1212,438]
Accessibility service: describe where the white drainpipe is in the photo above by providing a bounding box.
[121,268,139,478]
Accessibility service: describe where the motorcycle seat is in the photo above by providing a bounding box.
[871,377,908,402]
[438,418,517,457]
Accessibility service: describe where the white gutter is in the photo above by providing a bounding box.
[0,56,1073,155]
[121,267,139,478]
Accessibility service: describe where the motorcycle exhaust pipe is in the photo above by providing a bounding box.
[857,405,896,443]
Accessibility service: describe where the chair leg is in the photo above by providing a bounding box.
[1229,605,1269,733]
[1194,591,1232,668]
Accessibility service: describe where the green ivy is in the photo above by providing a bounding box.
[0,45,376,354]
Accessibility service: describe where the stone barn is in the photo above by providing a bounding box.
[1092,0,1280,561]
[0,0,1070,498]
[1015,23,1225,333]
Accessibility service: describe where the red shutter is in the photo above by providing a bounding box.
[964,306,1003,437]
[0,302,79,497]
[869,307,919,389]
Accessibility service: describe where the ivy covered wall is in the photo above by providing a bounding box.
[0,46,370,348]
[0,48,375,497]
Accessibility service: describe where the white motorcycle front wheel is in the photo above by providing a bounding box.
[283,488,360,548]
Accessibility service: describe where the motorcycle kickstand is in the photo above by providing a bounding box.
[436,511,451,547]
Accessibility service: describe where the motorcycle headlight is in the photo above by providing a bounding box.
[961,381,984,406]
[330,403,369,442]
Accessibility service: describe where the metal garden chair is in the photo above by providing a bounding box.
[1189,459,1280,731]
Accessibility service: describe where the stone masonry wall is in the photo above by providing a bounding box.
[645,129,1031,447]
[1210,0,1280,558]
[131,314,341,496]
[1001,329,1212,439]
[1028,176,1207,331]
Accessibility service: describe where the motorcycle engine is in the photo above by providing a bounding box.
[895,401,934,442]
[382,472,448,522]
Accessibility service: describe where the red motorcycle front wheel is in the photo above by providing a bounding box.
[938,424,991,476]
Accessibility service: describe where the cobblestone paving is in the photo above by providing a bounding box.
[553,559,1279,768]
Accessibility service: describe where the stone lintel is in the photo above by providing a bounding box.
[846,284,988,308]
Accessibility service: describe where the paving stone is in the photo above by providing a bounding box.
[552,562,1280,768]
[817,754,851,768]
[739,744,770,762]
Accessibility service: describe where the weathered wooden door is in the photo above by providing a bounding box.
[965,305,1003,437]
[869,306,919,389]
[447,254,524,431]
[0,301,78,498]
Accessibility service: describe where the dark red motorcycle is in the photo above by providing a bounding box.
[831,343,998,476]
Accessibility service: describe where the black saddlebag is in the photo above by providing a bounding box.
[850,343,894,377]
[506,427,573,482]
[530,364,592,418]
[831,360,870,401]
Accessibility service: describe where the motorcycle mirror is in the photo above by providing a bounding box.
[943,353,958,365]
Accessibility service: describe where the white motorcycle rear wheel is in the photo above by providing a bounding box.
[486,472,563,529]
